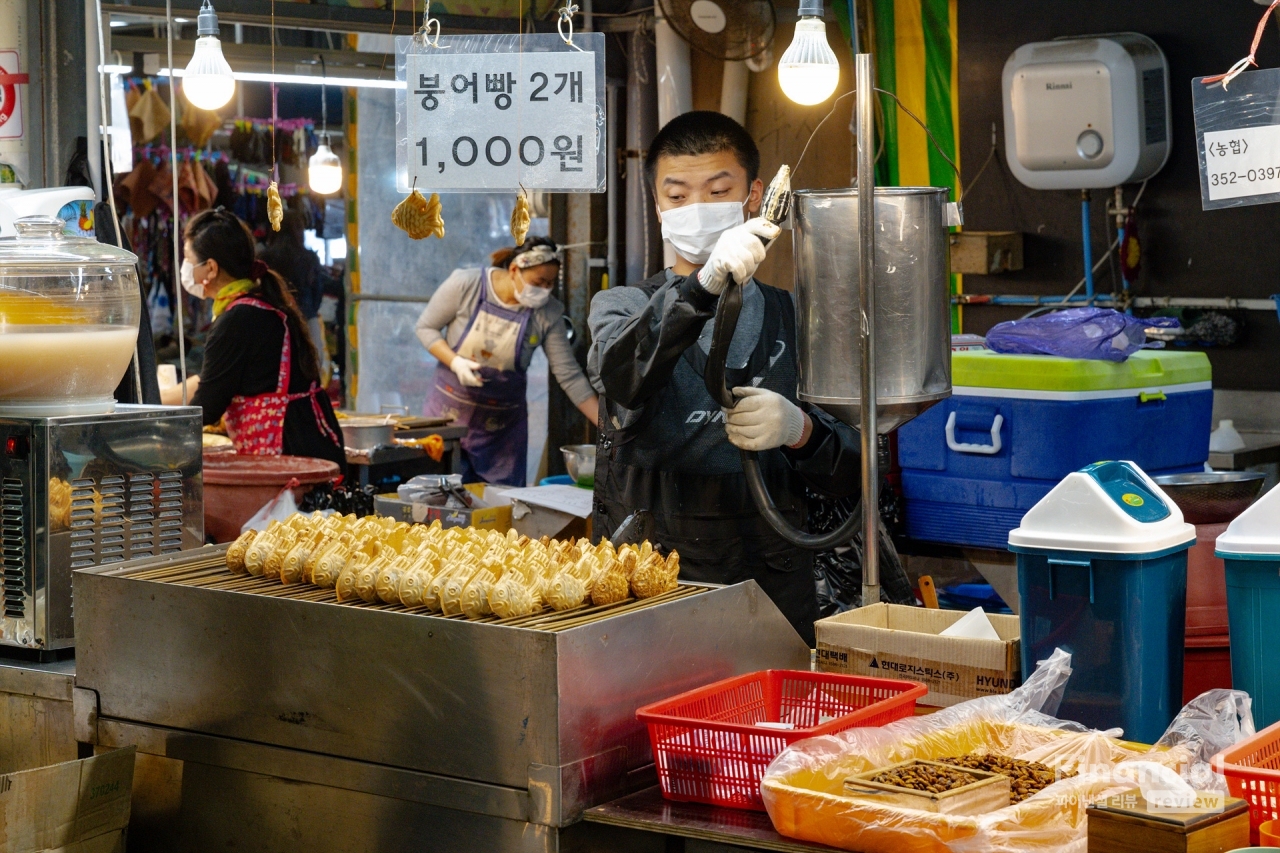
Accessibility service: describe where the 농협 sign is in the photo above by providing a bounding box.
[1193,67,1280,210]
[398,34,604,193]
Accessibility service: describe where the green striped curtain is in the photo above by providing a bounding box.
[867,0,962,330]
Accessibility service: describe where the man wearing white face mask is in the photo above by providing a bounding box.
[586,111,862,644]
[416,236,600,486]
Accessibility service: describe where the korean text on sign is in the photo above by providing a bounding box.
[405,50,598,192]
[1202,124,1280,202]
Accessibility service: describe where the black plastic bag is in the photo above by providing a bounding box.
[808,488,914,617]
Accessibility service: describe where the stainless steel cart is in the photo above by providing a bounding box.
[73,547,809,852]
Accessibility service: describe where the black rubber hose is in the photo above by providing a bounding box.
[741,452,866,550]
[704,276,865,551]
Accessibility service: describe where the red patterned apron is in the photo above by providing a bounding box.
[222,297,341,456]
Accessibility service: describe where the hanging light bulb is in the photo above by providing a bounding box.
[309,138,343,195]
[308,55,344,195]
[183,0,235,111]
[778,0,840,106]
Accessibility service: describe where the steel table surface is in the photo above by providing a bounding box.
[584,787,847,853]
[1208,431,1280,470]
[346,424,468,486]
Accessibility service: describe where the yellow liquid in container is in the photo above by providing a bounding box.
[0,325,139,400]
[0,292,92,325]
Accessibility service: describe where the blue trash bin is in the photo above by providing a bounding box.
[1009,461,1196,743]
[1217,484,1280,729]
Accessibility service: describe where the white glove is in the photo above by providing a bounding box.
[451,356,485,387]
[697,218,781,295]
[723,386,807,451]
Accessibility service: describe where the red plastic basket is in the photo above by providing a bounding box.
[1213,719,1280,845]
[636,670,927,811]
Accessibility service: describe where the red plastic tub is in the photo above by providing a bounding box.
[203,452,340,543]
[637,670,927,810]
[1213,719,1280,845]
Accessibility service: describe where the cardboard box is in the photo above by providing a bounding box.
[375,484,513,531]
[0,746,135,853]
[949,230,1024,275]
[815,604,1020,707]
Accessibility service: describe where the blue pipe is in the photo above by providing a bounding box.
[1081,191,1094,301]
[962,294,1117,306]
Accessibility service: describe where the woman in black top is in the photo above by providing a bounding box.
[160,208,344,469]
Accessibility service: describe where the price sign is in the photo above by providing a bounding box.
[396,34,605,193]
[1193,67,1280,210]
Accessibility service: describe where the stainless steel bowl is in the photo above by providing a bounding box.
[341,418,396,451]
[560,444,596,486]
[1152,472,1266,524]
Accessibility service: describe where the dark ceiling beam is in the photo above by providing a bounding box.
[102,1,543,35]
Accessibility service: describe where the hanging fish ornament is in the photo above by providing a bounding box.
[393,185,445,240]
[267,181,283,232]
[510,189,531,247]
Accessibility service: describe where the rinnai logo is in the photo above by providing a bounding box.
[1046,82,1073,90]
[685,411,727,425]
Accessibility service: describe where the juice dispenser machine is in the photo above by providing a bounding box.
[0,215,202,654]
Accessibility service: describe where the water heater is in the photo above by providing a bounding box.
[1002,33,1170,190]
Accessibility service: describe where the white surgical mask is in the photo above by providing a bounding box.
[514,272,552,310]
[179,260,204,297]
[659,201,747,265]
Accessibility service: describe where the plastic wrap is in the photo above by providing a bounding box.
[984,308,1169,362]
[1192,67,1280,211]
[761,651,1253,853]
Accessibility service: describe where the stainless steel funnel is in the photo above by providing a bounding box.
[792,187,952,432]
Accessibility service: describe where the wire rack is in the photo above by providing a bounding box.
[117,552,707,632]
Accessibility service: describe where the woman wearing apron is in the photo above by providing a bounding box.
[416,238,599,486]
[160,208,345,470]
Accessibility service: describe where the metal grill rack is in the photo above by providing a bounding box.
[119,551,708,632]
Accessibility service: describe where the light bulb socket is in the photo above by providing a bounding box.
[196,0,220,37]
[797,0,823,19]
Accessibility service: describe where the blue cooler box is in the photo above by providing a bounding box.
[1216,484,1280,729]
[1009,461,1196,743]
[899,350,1212,548]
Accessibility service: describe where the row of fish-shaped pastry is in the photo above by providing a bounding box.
[225,512,680,619]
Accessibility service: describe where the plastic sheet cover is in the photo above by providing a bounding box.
[762,650,1254,853]
[395,32,606,193]
[1193,67,1280,211]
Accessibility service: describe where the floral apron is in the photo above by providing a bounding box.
[223,297,341,456]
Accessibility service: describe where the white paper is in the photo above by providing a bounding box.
[939,607,1002,641]
[496,485,593,518]
[404,48,598,191]
[1202,124,1280,201]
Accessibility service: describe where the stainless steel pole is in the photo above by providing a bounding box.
[167,0,187,404]
[856,53,879,606]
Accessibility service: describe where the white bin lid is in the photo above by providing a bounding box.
[1217,483,1280,558]
[1008,460,1196,555]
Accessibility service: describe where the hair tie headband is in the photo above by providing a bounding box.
[250,259,269,280]
[513,245,559,269]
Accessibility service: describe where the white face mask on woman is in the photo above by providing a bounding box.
[514,272,552,310]
[179,260,204,297]
[659,200,748,265]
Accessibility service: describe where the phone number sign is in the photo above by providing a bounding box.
[404,47,600,192]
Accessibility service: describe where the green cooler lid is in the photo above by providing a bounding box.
[954,350,1211,392]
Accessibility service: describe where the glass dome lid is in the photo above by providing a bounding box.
[0,216,139,269]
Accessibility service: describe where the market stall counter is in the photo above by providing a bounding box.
[71,544,810,852]
[345,422,468,487]
[585,786,844,852]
